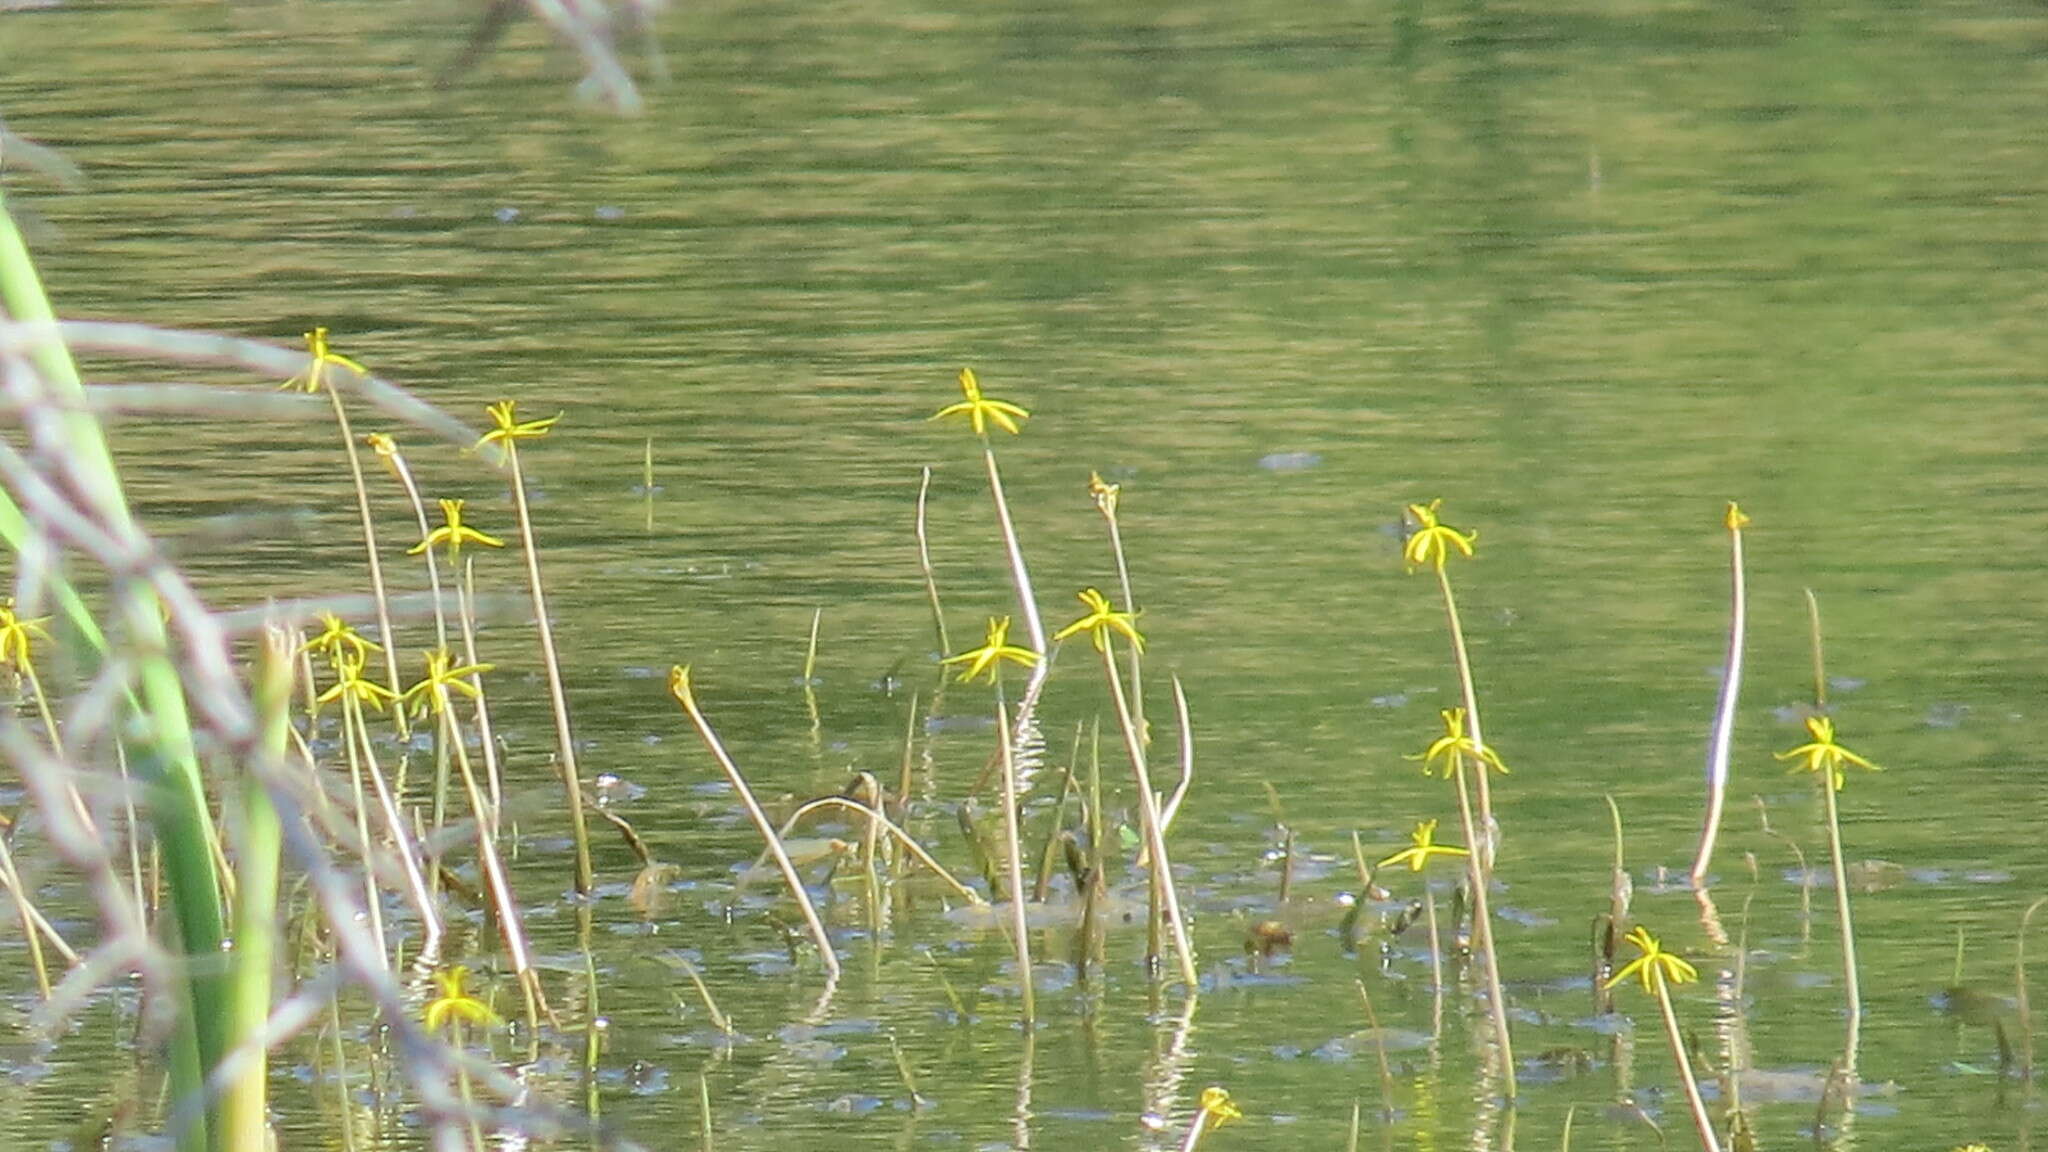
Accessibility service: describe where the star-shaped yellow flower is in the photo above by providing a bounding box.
[1410,707,1508,778]
[475,399,563,460]
[929,367,1028,437]
[424,965,502,1033]
[281,327,369,394]
[1052,587,1144,653]
[1378,818,1470,872]
[409,498,505,562]
[941,616,1040,684]
[0,600,52,672]
[301,613,380,669]
[1402,499,1477,572]
[316,653,400,713]
[1776,715,1880,792]
[1605,925,1699,994]
[402,649,493,719]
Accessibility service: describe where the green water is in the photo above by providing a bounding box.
[3,1,2047,1148]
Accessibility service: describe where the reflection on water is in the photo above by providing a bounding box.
[4,1,2048,1149]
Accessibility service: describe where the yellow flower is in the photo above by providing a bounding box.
[315,653,399,713]
[424,965,502,1032]
[1605,925,1699,994]
[301,613,381,668]
[0,600,52,672]
[1052,587,1144,653]
[409,498,505,562]
[1410,708,1508,778]
[1088,471,1120,518]
[929,367,1028,437]
[1402,499,1477,572]
[402,649,493,719]
[475,399,563,460]
[1776,715,1881,792]
[281,327,369,394]
[941,616,1040,684]
[1378,819,1470,872]
[1199,1086,1243,1127]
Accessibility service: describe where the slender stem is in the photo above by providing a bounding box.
[326,388,407,734]
[222,629,291,1151]
[1355,979,1399,1118]
[1103,506,1144,741]
[1822,781,1862,1067]
[2,194,226,1148]
[336,694,388,963]
[503,446,594,896]
[915,467,950,657]
[996,700,1035,1029]
[1691,511,1746,888]
[2016,896,2046,1081]
[1031,724,1083,902]
[642,437,655,533]
[1806,588,1827,710]
[382,440,449,652]
[1099,641,1198,990]
[764,795,985,905]
[1158,676,1195,832]
[1424,883,1445,994]
[1655,974,1723,1152]
[980,445,1045,655]
[438,688,544,1031]
[670,669,841,980]
[456,559,503,831]
[344,692,442,955]
[0,832,50,997]
[1452,758,1517,1100]
[1434,566,1498,870]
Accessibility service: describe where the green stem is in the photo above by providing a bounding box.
[221,631,291,1151]
[1,193,225,1152]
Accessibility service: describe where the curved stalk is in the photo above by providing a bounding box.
[1691,506,1747,887]
[670,667,840,980]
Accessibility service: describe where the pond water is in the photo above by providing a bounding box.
[2,2,2047,1149]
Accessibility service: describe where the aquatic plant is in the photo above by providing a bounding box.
[668,665,841,979]
[478,399,597,898]
[287,328,410,729]
[930,368,1046,655]
[1607,926,1718,1152]
[1408,699,1517,1098]
[1778,710,1883,1064]
[1690,502,1750,888]
[1057,585,1199,988]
